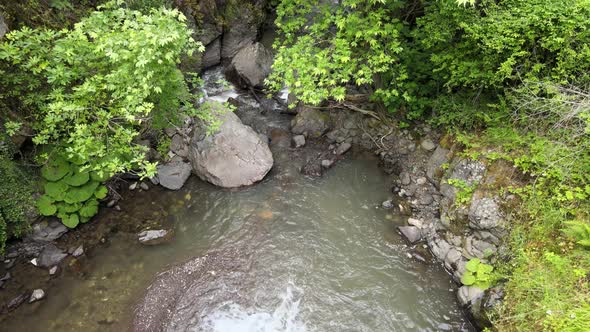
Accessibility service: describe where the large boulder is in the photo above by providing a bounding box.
[226,42,273,88]
[189,110,273,188]
[201,37,221,69]
[220,4,262,60]
[290,107,330,138]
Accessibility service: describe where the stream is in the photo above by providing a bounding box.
[0,61,474,331]
[2,156,473,331]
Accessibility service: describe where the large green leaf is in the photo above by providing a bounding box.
[79,199,99,218]
[63,170,90,186]
[61,213,80,228]
[465,258,481,272]
[477,263,493,275]
[44,181,69,201]
[36,195,57,216]
[41,158,71,181]
[64,181,100,203]
[461,273,476,286]
[94,185,108,199]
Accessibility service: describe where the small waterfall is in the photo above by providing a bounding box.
[199,283,309,332]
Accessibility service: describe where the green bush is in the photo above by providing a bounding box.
[0,0,214,227]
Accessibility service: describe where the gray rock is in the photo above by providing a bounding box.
[37,244,67,268]
[469,197,504,230]
[221,7,259,59]
[426,146,451,183]
[418,194,434,206]
[29,289,45,303]
[421,138,436,151]
[440,159,486,200]
[138,229,174,246]
[189,111,273,188]
[72,245,84,257]
[382,200,394,209]
[29,220,68,242]
[335,142,352,155]
[157,161,192,190]
[169,134,188,158]
[129,182,138,191]
[6,293,28,312]
[407,218,423,228]
[321,159,334,169]
[140,182,149,191]
[201,37,221,69]
[416,177,427,185]
[301,161,322,177]
[49,266,58,275]
[291,107,330,138]
[399,172,411,185]
[431,238,451,260]
[227,42,273,88]
[398,226,422,244]
[150,176,160,185]
[444,248,462,270]
[292,135,306,148]
[457,285,485,307]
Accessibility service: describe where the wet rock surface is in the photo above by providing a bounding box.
[189,111,274,188]
[138,229,174,246]
[156,161,192,191]
[226,42,273,88]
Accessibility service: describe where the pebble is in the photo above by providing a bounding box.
[382,200,394,209]
[140,182,149,191]
[106,200,117,208]
[150,176,160,185]
[115,205,121,211]
[49,266,58,275]
[421,138,436,151]
[321,159,334,168]
[416,177,427,185]
[129,182,138,191]
[29,289,45,303]
[72,245,84,257]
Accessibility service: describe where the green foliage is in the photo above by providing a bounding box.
[268,0,407,106]
[0,0,207,181]
[39,157,103,228]
[447,178,477,205]
[0,133,35,254]
[461,258,494,290]
[563,221,590,249]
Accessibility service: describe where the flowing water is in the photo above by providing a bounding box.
[1,156,473,332]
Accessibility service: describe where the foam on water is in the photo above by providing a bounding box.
[199,283,308,332]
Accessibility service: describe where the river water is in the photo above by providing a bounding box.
[2,154,473,331]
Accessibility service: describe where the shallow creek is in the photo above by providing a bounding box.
[2,155,473,331]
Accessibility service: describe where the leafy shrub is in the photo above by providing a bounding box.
[461,258,494,290]
[562,221,590,249]
[0,1,214,227]
[37,157,109,228]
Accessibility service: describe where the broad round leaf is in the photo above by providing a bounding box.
[36,195,57,216]
[461,273,476,286]
[61,213,80,228]
[63,170,90,186]
[44,181,69,201]
[41,158,71,181]
[465,258,481,272]
[80,199,99,218]
[64,181,100,204]
[94,185,108,199]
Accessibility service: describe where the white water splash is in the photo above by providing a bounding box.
[199,283,309,332]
